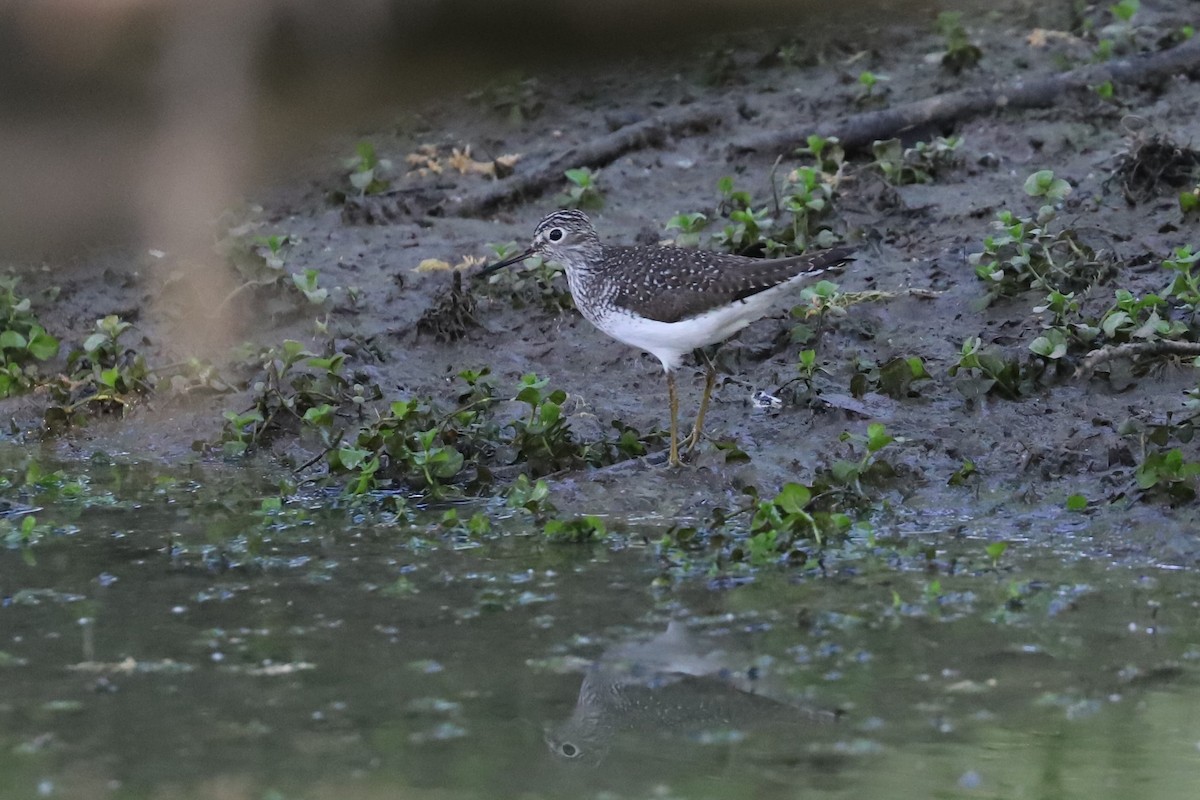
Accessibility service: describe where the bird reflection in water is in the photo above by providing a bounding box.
[546,621,840,767]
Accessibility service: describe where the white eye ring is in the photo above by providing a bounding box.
[547,227,565,242]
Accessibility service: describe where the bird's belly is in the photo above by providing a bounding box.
[592,300,772,372]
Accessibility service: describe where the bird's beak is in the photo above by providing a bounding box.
[476,247,536,278]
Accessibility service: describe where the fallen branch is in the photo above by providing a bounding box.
[439,104,728,217]
[734,35,1200,155]
[1075,338,1200,377]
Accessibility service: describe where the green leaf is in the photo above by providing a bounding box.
[775,482,811,514]
[985,541,1008,560]
[430,448,464,479]
[539,402,561,425]
[83,333,107,354]
[26,330,59,361]
[865,422,894,453]
[336,446,371,471]
[0,330,26,351]
[1066,494,1088,511]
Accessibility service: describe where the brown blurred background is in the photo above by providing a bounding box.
[0,0,937,263]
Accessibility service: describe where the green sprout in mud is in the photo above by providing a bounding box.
[217,340,363,456]
[856,71,889,104]
[826,422,899,496]
[795,135,845,176]
[557,168,604,211]
[509,373,577,474]
[789,279,842,346]
[950,337,1028,400]
[734,482,855,564]
[665,212,708,248]
[1110,0,1139,24]
[45,315,152,430]
[291,269,328,305]
[871,136,963,186]
[544,515,605,543]
[936,12,982,73]
[1135,448,1200,502]
[970,171,1112,302]
[851,355,931,400]
[1093,80,1116,101]
[505,474,554,517]
[0,278,59,399]
[703,170,838,258]
[1164,245,1200,310]
[344,141,392,196]
[1181,187,1200,216]
[255,235,291,269]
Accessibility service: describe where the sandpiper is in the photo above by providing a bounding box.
[479,210,853,466]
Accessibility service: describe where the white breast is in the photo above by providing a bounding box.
[591,282,793,372]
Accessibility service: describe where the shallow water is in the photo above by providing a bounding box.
[1,453,1198,800]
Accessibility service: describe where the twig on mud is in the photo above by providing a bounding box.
[733,35,1200,154]
[214,278,280,317]
[439,105,727,217]
[1075,339,1200,377]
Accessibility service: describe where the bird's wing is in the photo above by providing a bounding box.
[607,245,854,324]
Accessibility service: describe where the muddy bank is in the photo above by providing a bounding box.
[5,0,1200,563]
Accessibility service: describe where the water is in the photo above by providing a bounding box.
[1,454,1198,799]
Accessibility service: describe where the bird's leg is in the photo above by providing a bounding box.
[667,370,681,467]
[682,350,717,453]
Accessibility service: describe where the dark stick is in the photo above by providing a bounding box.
[732,36,1200,155]
[439,104,727,217]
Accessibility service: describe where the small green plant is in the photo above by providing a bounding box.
[506,474,555,517]
[665,212,709,248]
[1164,246,1200,309]
[556,168,604,210]
[290,269,328,305]
[0,278,59,398]
[44,315,153,431]
[795,135,845,175]
[544,515,605,543]
[738,481,855,562]
[1135,447,1200,502]
[856,71,889,103]
[949,337,1028,400]
[344,141,393,196]
[871,136,963,185]
[969,171,1110,301]
[1110,0,1139,23]
[1180,188,1200,216]
[254,235,292,269]
[1023,170,1073,202]
[936,12,982,73]
[507,373,577,474]
[825,422,900,495]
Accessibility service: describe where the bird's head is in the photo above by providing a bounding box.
[477,209,601,277]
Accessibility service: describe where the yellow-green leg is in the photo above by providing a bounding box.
[682,362,716,454]
[667,370,681,467]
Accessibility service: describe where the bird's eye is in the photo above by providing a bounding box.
[560,742,579,758]
[547,227,565,242]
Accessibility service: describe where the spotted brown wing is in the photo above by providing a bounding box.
[606,245,854,324]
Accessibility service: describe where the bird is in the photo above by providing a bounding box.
[478,210,853,466]
[545,621,840,767]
